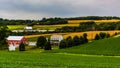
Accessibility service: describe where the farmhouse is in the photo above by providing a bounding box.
[24,26,33,30]
[50,34,63,45]
[6,36,27,48]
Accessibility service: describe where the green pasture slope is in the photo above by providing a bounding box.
[1,37,120,67]
[1,51,120,68]
[50,36,120,56]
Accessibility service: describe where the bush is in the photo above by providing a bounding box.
[44,41,51,50]
[73,36,80,45]
[99,32,106,39]
[94,34,100,40]
[36,36,47,48]
[19,42,25,51]
[59,40,67,49]
[83,33,88,43]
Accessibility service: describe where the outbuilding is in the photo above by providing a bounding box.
[50,34,63,45]
[6,36,27,49]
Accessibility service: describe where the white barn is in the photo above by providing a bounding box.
[50,34,63,45]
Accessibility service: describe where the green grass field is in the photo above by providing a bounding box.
[1,51,120,68]
[1,36,120,67]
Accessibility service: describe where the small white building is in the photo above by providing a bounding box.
[28,42,36,46]
[50,34,63,45]
[24,26,33,30]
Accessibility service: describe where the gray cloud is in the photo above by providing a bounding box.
[0,0,120,19]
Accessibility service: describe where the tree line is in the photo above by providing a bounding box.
[0,16,120,25]
[0,17,68,25]
[66,16,120,20]
[59,33,88,49]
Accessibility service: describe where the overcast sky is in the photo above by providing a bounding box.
[0,0,120,20]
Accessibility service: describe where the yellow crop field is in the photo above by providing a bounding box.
[68,20,120,24]
[25,33,68,39]
[25,30,120,40]
[63,30,120,40]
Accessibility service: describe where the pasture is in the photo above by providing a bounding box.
[1,51,120,68]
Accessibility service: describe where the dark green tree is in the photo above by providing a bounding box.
[59,40,67,49]
[94,34,100,40]
[19,42,25,51]
[44,41,51,50]
[66,38,73,47]
[66,36,72,40]
[79,36,84,44]
[99,32,106,39]
[0,25,11,49]
[36,36,47,48]
[83,33,88,43]
[73,36,80,45]
[106,33,110,38]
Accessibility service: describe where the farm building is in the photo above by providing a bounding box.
[24,26,33,30]
[6,36,27,49]
[50,34,63,45]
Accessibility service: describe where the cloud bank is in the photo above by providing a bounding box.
[0,0,120,19]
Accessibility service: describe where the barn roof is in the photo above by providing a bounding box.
[7,36,24,40]
[51,34,63,39]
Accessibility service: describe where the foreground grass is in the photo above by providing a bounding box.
[1,51,120,68]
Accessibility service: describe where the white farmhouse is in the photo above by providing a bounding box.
[50,34,63,45]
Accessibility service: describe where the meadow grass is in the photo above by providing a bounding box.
[1,51,120,68]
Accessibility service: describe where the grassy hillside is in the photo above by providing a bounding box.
[49,36,120,56]
[1,51,120,68]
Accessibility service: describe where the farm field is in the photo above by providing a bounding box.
[25,30,120,40]
[1,51,120,68]
[68,19,120,24]
[7,24,79,30]
[7,20,120,30]
[63,30,120,40]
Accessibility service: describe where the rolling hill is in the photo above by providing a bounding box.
[49,36,120,56]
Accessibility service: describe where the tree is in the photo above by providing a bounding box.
[59,40,67,49]
[0,25,11,49]
[83,33,88,43]
[66,36,72,41]
[99,32,106,39]
[19,42,25,51]
[36,36,47,48]
[94,34,100,40]
[73,36,80,45]
[106,33,110,38]
[66,38,73,47]
[79,36,84,44]
[44,41,51,50]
